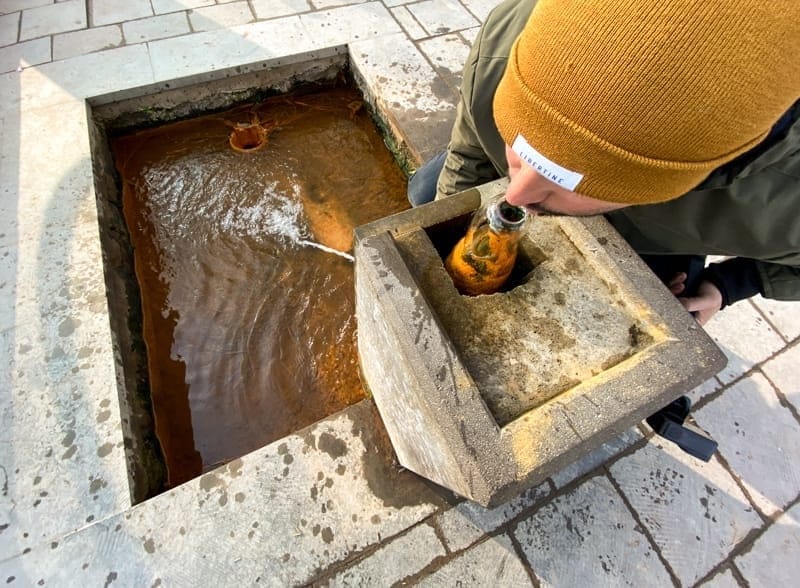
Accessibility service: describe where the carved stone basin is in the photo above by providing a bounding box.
[355,179,725,507]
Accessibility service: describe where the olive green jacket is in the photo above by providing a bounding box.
[437,0,800,301]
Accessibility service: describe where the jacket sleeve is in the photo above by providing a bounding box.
[435,97,502,199]
[754,261,800,301]
[700,258,762,307]
[702,257,800,305]
[435,0,535,198]
[606,132,800,304]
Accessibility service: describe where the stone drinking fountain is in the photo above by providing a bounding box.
[355,179,726,507]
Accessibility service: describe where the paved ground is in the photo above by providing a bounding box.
[1,1,799,586]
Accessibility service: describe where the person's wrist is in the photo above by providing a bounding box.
[698,265,730,309]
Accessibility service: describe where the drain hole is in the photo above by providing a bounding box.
[229,123,268,152]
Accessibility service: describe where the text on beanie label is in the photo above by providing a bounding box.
[512,134,583,191]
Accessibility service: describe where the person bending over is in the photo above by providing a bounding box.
[408,0,799,326]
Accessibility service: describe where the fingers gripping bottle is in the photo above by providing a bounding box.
[444,198,527,296]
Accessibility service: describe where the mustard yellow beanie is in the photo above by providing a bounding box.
[493,0,800,204]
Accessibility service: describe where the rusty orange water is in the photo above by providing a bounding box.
[112,87,409,487]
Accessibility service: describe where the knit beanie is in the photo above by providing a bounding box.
[493,0,800,204]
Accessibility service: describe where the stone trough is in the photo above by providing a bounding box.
[355,180,726,507]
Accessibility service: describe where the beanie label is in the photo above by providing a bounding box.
[512,134,583,191]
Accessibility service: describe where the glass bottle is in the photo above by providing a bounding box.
[444,198,527,296]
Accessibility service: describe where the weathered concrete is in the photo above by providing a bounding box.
[355,182,727,506]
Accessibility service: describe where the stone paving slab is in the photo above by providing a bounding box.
[459,0,501,20]
[406,0,479,36]
[154,0,216,14]
[52,25,123,61]
[434,483,550,553]
[609,439,763,586]
[460,26,480,44]
[0,0,51,16]
[312,0,371,9]
[16,44,154,107]
[761,343,800,411]
[188,2,255,32]
[91,0,153,27]
[0,101,131,561]
[695,372,800,516]
[735,501,800,586]
[515,475,674,586]
[1,403,445,586]
[251,0,313,20]
[326,522,446,585]
[391,6,427,40]
[688,376,723,406]
[0,37,50,73]
[418,534,533,586]
[298,2,401,47]
[122,12,191,43]
[349,33,456,162]
[0,12,20,47]
[703,301,786,385]
[19,0,86,41]
[752,296,800,341]
[550,427,643,489]
[417,33,471,93]
[147,17,314,81]
[700,567,740,588]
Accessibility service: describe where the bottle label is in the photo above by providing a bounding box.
[512,134,583,191]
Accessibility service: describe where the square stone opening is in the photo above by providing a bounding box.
[423,211,543,295]
[355,182,726,507]
[86,52,412,502]
[421,208,661,426]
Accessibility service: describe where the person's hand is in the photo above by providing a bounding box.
[678,280,723,326]
[667,272,689,296]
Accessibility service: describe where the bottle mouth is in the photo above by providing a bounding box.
[494,200,527,229]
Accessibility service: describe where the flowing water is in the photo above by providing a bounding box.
[112,87,409,486]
